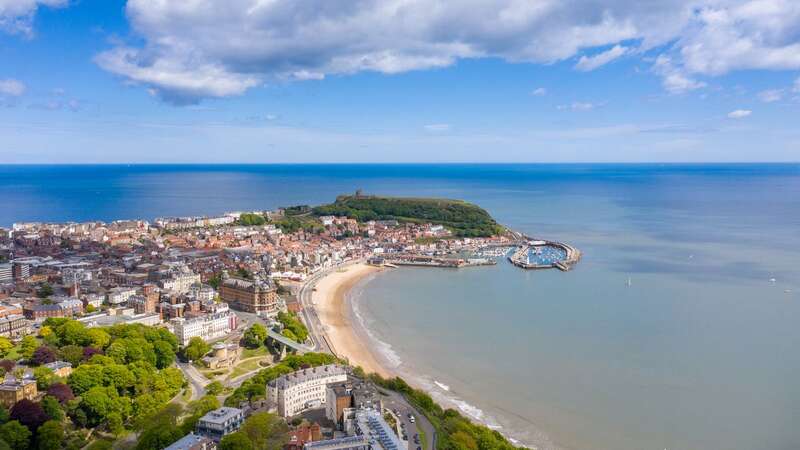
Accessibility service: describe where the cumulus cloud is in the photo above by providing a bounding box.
[0,78,26,96]
[531,87,547,96]
[727,109,752,118]
[0,0,67,36]
[95,0,800,103]
[575,45,629,71]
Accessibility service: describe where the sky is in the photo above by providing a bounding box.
[0,0,799,163]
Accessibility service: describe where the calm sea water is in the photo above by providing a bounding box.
[2,164,799,450]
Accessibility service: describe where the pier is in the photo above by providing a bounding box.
[508,239,581,271]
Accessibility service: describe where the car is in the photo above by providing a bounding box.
[409,416,416,423]
[417,447,422,450]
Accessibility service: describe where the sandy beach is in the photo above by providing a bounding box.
[311,262,392,377]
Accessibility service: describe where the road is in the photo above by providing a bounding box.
[177,361,209,402]
[381,389,437,450]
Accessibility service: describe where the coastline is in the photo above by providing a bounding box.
[310,262,392,377]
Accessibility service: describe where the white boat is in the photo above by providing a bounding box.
[626,277,632,287]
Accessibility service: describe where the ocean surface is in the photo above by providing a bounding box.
[2,164,800,450]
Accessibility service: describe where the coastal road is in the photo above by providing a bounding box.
[297,259,364,355]
[381,389,437,450]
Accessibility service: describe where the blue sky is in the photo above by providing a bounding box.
[1,0,799,163]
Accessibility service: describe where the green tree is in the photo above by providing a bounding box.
[37,283,54,298]
[19,336,39,360]
[183,337,210,361]
[58,345,84,367]
[188,395,219,417]
[243,324,267,348]
[219,431,254,450]
[36,420,63,450]
[0,339,12,358]
[205,381,223,396]
[135,404,184,450]
[0,406,8,425]
[152,340,176,369]
[40,396,63,422]
[67,364,104,395]
[79,386,131,427]
[86,328,111,349]
[0,420,31,450]
[33,366,56,391]
[239,412,288,450]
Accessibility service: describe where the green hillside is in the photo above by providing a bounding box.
[312,194,504,237]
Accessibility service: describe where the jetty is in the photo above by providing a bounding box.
[508,239,581,271]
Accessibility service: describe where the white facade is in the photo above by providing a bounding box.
[267,364,348,417]
[172,309,237,347]
[107,287,137,305]
[160,273,201,295]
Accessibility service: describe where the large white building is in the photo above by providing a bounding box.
[267,364,348,417]
[172,307,237,347]
[106,287,137,305]
[160,273,201,295]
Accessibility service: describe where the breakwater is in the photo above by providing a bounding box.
[508,239,581,271]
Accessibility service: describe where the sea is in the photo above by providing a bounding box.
[2,164,799,450]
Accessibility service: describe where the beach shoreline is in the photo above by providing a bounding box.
[310,262,393,377]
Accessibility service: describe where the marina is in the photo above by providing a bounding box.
[508,239,582,271]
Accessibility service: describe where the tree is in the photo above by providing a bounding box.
[86,328,110,349]
[0,361,14,374]
[82,346,103,361]
[19,336,38,360]
[40,396,63,422]
[36,420,63,450]
[219,431,254,450]
[0,339,12,358]
[135,404,184,450]
[67,364,104,395]
[205,381,224,396]
[57,320,91,347]
[79,386,131,427]
[46,383,74,404]
[58,345,84,367]
[0,421,30,450]
[183,337,210,361]
[243,324,267,348]
[10,399,48,433]
[188,395,219,417]
[37,283,53,298]
[153,340,175,369]
[31,346,57,366]
[239,412,288,450]
[32,366,55,390]
[0,406,8,425]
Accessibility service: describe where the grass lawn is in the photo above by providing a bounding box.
[241,345,270,359]
[227,357,270,380]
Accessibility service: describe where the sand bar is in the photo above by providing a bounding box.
[311,262,391,377]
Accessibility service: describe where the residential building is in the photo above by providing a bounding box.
[219,274,280,316]
[164,433,217,450]
[303,436,370,450]
[267,364,348,417]
[350,409,403,450]
[44,361,72,377]
[0,264,11,283]
[0,374,37,408]
[0,314,29,338]
[107,287,137,305]
[285,423,322,450]
[160,272,201,295]
[326,380,382,429]
[172,307,237,346]
[195,407,245,442]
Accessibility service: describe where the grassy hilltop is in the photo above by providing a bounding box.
[312,194,504,237]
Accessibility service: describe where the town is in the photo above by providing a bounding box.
[0,196,522,450]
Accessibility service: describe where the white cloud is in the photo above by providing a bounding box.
[0,78,26,96]
[575,45,628,71]
[653,55,707,94]
[531,87,547,96]
[95,0,800,102]
[757,89,784,102]
[557,102,597,111]
[423,123,451,132]
[727,109,752,118]
[0,0,67,36]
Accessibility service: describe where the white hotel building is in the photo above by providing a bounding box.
[268,364,348,417]
[172,306,237,347]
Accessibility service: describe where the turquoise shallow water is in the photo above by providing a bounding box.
[2,164,799,449]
